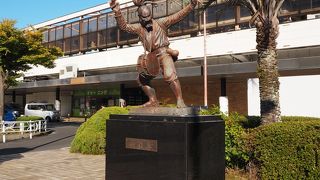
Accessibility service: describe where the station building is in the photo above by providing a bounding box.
[5,0,320,117]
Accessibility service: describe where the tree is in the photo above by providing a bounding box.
[0,19,62,120]
[228,0,284,124]
[201,0,284,124]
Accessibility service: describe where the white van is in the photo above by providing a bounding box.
[25,103,60,121]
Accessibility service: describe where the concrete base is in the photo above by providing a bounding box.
[106,114,225,180]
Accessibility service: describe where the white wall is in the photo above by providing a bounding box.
[26,92,56,104]
[24,19,320,77]
[25,91,72,116]
[248,75,320,117]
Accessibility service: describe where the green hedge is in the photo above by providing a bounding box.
[16,116,43,121]
[246,120,320,179]
[70,106,128,154]
[281,116,320,122]
[224,113,249,168]
[200,106,249,168]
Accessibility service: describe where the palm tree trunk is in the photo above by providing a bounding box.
[257,49,281,124]
[256,19,281,125]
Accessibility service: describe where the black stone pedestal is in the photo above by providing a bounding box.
[106,114,225,180]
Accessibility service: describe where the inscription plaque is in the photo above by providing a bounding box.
[125,137,158,152]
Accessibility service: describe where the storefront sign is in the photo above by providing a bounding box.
[74,88,120,96]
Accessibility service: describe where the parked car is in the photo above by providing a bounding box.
[25,103,60,122]
[4,103,23,121]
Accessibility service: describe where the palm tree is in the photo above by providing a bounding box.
[200,0,284,124]
[232,0,284,125]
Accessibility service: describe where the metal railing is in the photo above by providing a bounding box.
[0,120,47,143]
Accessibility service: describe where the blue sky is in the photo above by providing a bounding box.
[0,0,108,28]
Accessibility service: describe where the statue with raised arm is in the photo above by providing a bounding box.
[110,0,198,108]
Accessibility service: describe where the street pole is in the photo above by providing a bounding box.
[203,10,208,107]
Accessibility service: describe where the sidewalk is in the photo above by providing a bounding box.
[2,117,85,143]
[0,147,105,180]
[2,131,51,143]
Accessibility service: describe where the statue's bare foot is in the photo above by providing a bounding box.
[142,100,159,107]
[177,99,186,108]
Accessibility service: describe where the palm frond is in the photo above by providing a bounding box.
[197,0,217,11]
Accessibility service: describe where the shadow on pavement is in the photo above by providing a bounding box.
[47,122,83,128]
[0,147,27,164]
[0,134,75,164]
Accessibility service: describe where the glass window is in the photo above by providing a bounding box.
[107,27,117,46]
[168,0,182,15]
[56,26,63,40]
[49,28,56,42]
[240,6,251,18]
[65,38,71,52]
[313,0,320,8]
[98,30,107,47]
[107,13,117,28]
[218,5,235,21]
[88,32,98,48]
[98,15,107,30]
[180,11,198,32]
[153,1,166,18]
[64,24,72,38]
[72,22,80,36]
[45,104,55,111]
[71,36,80,51]
[56,40,64,51]
[81,19,88,34]
[48,42,56,48]
[81,34,88,50]
[42,30,49,43]
[128,7,139,23]
[89,18,97,32]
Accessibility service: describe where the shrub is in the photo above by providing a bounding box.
[246,120,320,179]
[200,106,249,168]
[199,105,221,115]
[281,116,320,122]
[16,116,43,121]
[70,106,128,154]
[238,116,320,129]
[241,116,261,129]
[224,113,249,168]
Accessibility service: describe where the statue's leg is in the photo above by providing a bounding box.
[161,55,186,108]
[137,73,159,107]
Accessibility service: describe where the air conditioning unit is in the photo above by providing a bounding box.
[307,13,320,20]
[59,65,78,79]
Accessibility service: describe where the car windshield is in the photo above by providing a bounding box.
[45,104,55,111]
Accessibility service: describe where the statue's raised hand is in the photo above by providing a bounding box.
[110,0,120,11]
[191,0,198,6]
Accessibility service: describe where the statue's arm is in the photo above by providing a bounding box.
[160,0,197,28]
[110,0,139,34]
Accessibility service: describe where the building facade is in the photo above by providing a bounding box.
[5,0,320,117]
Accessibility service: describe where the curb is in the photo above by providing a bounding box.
[2,129,54,143]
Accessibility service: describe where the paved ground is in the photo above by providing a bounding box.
[0,120,105,180]
[0,122,80,154]
[0,147,105,180]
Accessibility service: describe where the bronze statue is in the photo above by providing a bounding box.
[110,0,197,108]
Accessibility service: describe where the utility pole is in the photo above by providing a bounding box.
[203,10,208,107]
